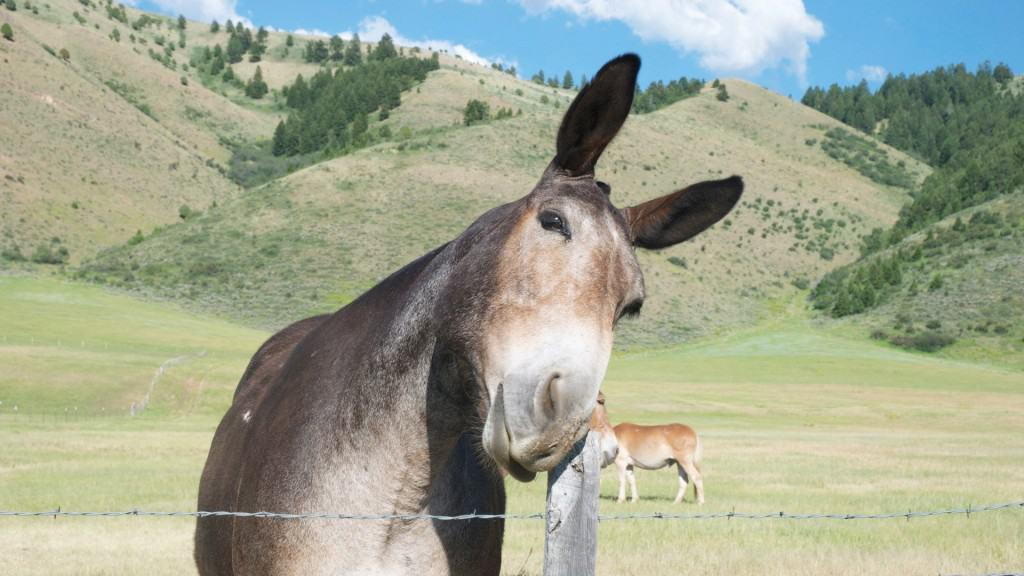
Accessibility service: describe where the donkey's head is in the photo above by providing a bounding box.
[458,54,742,481]
[589,392,619,467]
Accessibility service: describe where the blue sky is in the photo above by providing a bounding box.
[140,0,1024,98]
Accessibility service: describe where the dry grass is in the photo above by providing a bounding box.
[1,279,1022,575]
[0,0,254,263]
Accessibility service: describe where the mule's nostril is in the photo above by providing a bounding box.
[544,372,562,417]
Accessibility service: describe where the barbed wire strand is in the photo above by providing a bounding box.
[1,500,1021,522]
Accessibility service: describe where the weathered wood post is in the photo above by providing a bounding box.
[543,430,601,576]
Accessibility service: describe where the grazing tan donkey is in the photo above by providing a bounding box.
[591,395,705,504]
[195,54,738,575]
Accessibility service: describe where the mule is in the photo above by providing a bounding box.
[589,392,619,467]
[194,53,741,575]
[590,396,705,504]
[610,421,705,505]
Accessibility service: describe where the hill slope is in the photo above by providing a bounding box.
[811,193,1024,368]
[0,0,261,263]
[78,61,928,346]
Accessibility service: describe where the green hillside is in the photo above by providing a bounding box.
[802,64,1024,366]
[811,194,1024,368]
[0,0,268,263]
[77,72,928,346]
[0,0,936,347]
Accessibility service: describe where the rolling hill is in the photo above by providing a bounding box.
[2,0,930,348]
[811,193,1024,368]
[77,69,927,346]
[0,0,268,262]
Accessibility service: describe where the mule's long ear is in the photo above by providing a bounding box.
[623,176,744,250]
[554,54,640,176]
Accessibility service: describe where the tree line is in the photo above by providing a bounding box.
[272,50,439,156]
[299,32,400,65]
[633,77,706,113]
[205,19,270,63]
[802,62,1023,250]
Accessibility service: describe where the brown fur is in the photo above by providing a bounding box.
[194,53,739,575]
[612,423,705,504]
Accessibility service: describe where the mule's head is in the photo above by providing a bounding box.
[589,392,619,467]
[470,54,742,481]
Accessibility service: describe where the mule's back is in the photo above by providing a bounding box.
[614,423,698,466]
[194,315,328,576]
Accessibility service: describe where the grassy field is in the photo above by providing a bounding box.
[1,277,1021,575]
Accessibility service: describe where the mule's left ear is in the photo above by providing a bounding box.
[622,176,744,250]
[555,54,640,176]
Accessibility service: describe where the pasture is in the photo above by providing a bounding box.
[1,277,1022,574]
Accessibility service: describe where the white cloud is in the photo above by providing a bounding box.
[143,0,249,26]
[292,28,331,38]
[517,0,824,82]
[340,15,492,67]
[845,64,887,83]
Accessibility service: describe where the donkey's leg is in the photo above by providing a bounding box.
[674,463,689,504]
[680,457,704,505]
[626,465,639,503]
[616,459,628,503]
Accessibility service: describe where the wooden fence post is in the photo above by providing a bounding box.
[543,430,601,576]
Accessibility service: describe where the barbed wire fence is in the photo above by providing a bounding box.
[2,499,1022,522]
[2,501,1021,575]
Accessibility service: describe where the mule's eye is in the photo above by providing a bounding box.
[539,211,571,238]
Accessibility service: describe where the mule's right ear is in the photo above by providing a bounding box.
[622,176,744,250]
[554,54,640,176]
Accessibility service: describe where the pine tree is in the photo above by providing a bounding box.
[245,66,268,99]
[209,54,224,75]
[463,99,490,125]
[329,35,344,62]
[238,26,252,52]
[210,20,219,33]
[272,121,288,156]
[224,19,234,34]
[371,33,397,61]
[716,83,730,102]
[993,62,1013,84]
[226,34,244,63]
[286,74,308,108]
[562,70,574,90]
[285,34,293,47]
[177,14,186,30]
[1,22,12,41]
[343,33,362,65]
